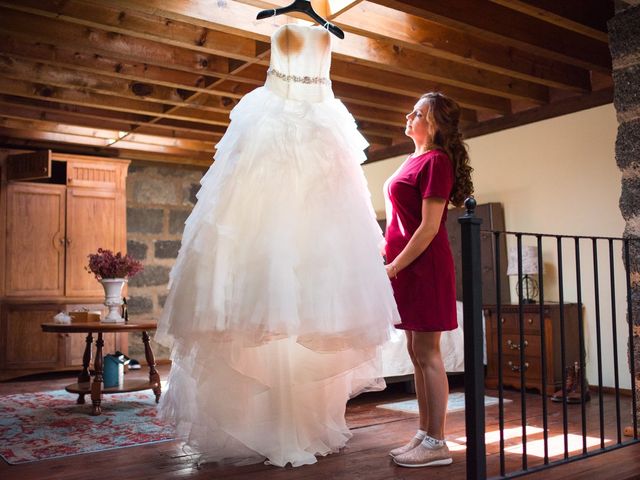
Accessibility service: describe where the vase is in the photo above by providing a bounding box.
[100,278,127,323]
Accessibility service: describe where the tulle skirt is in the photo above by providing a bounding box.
[156,84,400,467]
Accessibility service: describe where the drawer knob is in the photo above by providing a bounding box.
[501,317,505,324]
[528,318,533,325]
[506,339,528,350]
[507,361,529,372]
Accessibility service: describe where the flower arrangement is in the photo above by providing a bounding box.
[86,248,144,280]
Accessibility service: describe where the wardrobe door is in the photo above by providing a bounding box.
[5,183,66,297]
[65,187,123,297]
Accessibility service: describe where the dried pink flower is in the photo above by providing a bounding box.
[86,248,144,280]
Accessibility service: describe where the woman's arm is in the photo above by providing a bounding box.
[386,197,447,278]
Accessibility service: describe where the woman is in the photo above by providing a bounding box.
[384,92,473,468]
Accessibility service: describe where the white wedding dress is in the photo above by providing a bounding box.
[156,23,400,468]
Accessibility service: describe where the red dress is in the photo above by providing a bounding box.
[384,149,457,332]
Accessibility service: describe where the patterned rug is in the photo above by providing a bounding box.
[0,389,176,464]
[377,392,511,414]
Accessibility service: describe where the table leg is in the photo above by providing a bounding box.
[77,333,93,405]
[142,331,161,403]
[91,333,104,416]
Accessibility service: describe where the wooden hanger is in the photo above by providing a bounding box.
[256,0,345,39]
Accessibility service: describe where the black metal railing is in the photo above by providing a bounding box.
[459,199,639,480]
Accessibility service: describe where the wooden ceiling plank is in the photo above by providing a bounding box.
[0,0,260,61]
[3,40,497,133]
[91,0,547,102]
[0,34,241,98]
[368,0,612,73]
[0,55,238,115]
[0,3,519,113]
[0,116,216,152]
[0,116,215,153]
[0,95,225,137]
[0,134,213,167]
[0,103,221,142]
[0,122,214,156]
[0,77,232,126]
[3,29,509,118]
[489,0,612,42]
[327,0,365,17]
[362,133,393,146]
[330,62,511,114]
[332,32,549,103]
[334,1,591,92]
[0,8,231,78]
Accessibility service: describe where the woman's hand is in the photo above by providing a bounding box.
[386,263,398,279]
[379,239,387,258]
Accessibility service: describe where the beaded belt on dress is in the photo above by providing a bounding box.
[267,67,331,85]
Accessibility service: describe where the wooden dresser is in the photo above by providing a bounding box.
[484,303,581,395]
[0,150,130,380]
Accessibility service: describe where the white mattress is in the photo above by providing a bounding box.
[381,301,487,377]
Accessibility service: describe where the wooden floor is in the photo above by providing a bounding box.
[2,366,640,480]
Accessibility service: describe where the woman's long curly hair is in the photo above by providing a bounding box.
[421,92,474,207]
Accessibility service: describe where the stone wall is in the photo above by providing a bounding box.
[125,162,205,359]
[609,2,640,428]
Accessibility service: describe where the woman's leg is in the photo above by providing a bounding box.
[412,331,448,439]
[406,330,429,431]
[388,330,429,457]
[393,330,452,467]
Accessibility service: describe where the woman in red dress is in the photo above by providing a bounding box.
[384,92,473,468]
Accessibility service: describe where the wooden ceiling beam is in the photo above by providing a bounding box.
[0,55,237,115]
[240,0,589,92]
[0,34,250,99]
[0,0,260,60]
[332,31,549,103]
[0,116,215,152]
[0,95,226,138]
[368,0,612,73]
[334,1,590,92]
[329,62,511,114]
[0,103,219,142]
[0,8,231,78]
[0,5,517,113]
[0,135,213,167]
[3,30,509,116]
[0,125,213,157]
[0,77,231,126]
[489,0,612,42]
[80,0,548,103]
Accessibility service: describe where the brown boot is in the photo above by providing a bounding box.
[551,364,576,402]
[567,363,591,404]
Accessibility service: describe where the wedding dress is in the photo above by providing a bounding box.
[155,23,400,468]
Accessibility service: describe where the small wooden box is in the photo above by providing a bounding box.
[69,311,101,323]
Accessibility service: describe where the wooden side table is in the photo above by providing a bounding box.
[41,322,161,415]
[484,303,581,395]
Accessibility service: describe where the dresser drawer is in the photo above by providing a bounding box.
[490,311,542,335]
[500,333,541,355]
[498,353,543,383]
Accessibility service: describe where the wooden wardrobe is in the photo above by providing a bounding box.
[0,150,130,380]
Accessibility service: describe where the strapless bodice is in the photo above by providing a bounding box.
[265,24,333,102]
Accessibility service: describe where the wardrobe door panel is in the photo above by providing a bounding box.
[5,183,66,297]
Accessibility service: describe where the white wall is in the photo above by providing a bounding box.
[363,104,630,389]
